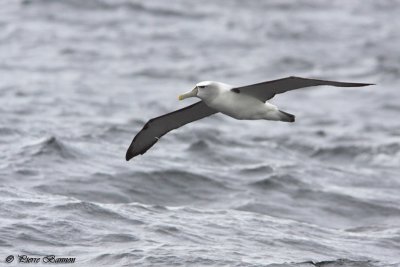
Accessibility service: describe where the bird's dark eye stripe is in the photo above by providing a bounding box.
[198,86,205,88]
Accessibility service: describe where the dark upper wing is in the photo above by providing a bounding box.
[233,76,374,102]
[126,101,217,161]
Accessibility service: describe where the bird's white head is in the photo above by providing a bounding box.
[178,81,227,102]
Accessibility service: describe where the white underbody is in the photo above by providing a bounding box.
[203,89,282,121]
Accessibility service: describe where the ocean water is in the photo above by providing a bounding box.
[1,0,400,266]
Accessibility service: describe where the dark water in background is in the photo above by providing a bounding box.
[1,0,400,266]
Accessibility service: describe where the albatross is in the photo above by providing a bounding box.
[126,76,372,161]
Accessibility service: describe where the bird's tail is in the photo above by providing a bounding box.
[278,110,295,122]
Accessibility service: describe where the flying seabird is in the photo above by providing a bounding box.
[126,76,372,161]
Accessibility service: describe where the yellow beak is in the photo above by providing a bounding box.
[178,87,198,101]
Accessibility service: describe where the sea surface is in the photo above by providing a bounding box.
[1,0,399,266]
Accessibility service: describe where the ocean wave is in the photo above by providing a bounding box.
[89,256,381,267]
[96,233,139,243]
[237,185,400,229]
[14,167,40,176]
[22,0,205,19]
[275,56,315,73]
[53,201,145,225]
[249,174,308,190]
[105,169,232,206]
[239,165,274,175]
[286,259,378,267]
[0,126,20,136]
[22,136,78,160]
[186,139,209,151]
[312,143,400,164]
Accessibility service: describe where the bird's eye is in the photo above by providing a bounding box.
[198,86,205,89]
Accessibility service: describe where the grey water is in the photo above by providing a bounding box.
[1,0,400,266]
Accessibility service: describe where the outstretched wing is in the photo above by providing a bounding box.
[126,101,217,161]
[233,76,374,102]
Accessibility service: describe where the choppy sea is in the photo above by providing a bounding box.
[1,0,400,266]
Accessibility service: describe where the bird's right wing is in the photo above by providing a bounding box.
[233,76,374,102]
[126,101,217,161]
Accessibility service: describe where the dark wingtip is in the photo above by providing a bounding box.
[125,152,132,161]
[360,83,375,86]
[125,149,135,161]
[341,82,375,87]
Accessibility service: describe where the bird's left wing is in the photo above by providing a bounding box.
[126,101,217,161]
[233,76,374,102]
